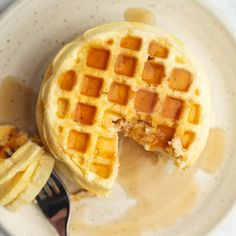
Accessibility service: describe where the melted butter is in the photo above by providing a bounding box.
[71,137,199,235]
[0,76,36,133]
[124,8,156,25]
[197,128,226,173]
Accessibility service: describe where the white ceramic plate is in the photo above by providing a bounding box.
[0,0,236,235]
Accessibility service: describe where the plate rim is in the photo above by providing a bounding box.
[0,0,235,235]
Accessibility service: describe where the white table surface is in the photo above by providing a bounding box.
[0,1,235,236]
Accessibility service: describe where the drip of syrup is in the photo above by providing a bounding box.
[0,76,36,133]
[197,128,227,173]
[124,7,156,25]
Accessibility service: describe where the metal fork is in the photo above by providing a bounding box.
[36,171,70,236]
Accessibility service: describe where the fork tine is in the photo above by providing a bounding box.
[48,177,60,195]
[51,172,67,191]
[43,184,54,198]
[37,189,46,201]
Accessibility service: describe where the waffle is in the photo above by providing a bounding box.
[0,125,54,208]
[36,22,211,195]
[7,152,54,210]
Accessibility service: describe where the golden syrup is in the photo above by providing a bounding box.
[197,128,226,173]
[124,7,156,25]
[0,76,36,132]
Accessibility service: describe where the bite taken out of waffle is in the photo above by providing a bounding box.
[36,22,211,196]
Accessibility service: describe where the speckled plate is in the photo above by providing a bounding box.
[0,0,236,236]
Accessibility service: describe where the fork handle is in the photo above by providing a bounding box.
[50,208,68,236]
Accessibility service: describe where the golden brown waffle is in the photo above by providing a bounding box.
[36,22,211,195]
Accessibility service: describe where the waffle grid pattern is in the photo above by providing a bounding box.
[54,31,201,179]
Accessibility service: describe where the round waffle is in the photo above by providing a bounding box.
[36,22,211,195]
